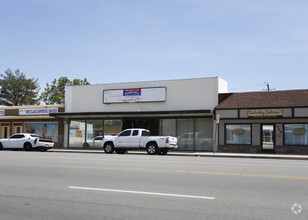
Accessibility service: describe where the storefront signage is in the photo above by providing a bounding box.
[103,87,166,103]
[0,110,5,116]
[19,108,58,116]
[248,109,283,117]
[76,130,83,137]
[123,88,141,97]
[232,129,244,135]
[293,128,306,135]
[25,122,58,141]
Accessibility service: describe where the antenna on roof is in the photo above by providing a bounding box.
[263,82,275,91]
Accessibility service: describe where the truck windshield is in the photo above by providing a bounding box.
[142,131,150,136]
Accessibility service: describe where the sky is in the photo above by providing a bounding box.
[1,0,308,93]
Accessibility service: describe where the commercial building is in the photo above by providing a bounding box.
[0,105,65,147]
[215,90,308,154]
[3,78,307,155]
[51,77,228,151]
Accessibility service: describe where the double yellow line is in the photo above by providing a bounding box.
[1,161,308,180]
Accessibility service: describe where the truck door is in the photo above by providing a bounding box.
[116,130,132,147]
[128,130,140,148]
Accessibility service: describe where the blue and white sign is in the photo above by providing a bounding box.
[104,87,166,104]
[123,88,141,97]
[0,110,5,116]
[19,108,58,116]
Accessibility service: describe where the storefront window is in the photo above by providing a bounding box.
[86,120,104,148]
[226,124,251,145]
[177,118,194,151]
[284,124,308,146]
[25,122,58,142]
[69,120,85,147]
[195,118,213,151]
[104,120,122,135]
[160,119,176,136]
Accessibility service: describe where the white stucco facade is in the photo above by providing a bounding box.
[65,77,228,113]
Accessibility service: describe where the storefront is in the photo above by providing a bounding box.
[215,90,308,154]
[0,105,65,147]
[51,77,228,151]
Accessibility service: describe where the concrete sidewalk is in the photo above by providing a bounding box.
[48,148,308,160]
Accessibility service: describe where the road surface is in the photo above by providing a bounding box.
[0,151,307,219]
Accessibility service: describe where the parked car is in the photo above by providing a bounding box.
[82,136,104,148]
[82,135,116,148]
[0,133,54,151]
[178,132,212,150]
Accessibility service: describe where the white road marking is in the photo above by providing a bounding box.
[69,186,215,200]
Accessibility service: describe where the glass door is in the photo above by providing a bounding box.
[262,124,275,152]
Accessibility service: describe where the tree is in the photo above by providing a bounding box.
[40,76,90,105]
[0,69,40,106]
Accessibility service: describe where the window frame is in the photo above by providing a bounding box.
[10,134,25,139]
[142,130,150,136]
[225,123,252,145]
[118,130,131,137]
[283,123,308,146]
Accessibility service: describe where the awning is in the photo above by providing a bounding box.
[0,116,57,120]
[50,109,213,119]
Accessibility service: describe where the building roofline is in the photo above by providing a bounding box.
[65,76,222,88]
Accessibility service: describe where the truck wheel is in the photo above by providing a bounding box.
[104,143,114,154]
[158,148,168,155]
[0,143,3,150]
[146,143,158,155]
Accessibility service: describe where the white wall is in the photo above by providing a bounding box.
[65,77,228,113]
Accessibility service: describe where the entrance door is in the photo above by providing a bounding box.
[1,126,10,139]
[14,125,23,134]
[262,125,275,152]
[122,119,159,135]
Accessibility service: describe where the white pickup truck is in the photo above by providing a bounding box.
[102,128,178,155]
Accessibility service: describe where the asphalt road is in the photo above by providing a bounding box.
[0,151,307,220]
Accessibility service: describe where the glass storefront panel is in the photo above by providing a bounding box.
[160,119,176,136]
[86,120,104,148]
[226,124,251,145]
[123,119,159,135]
[25,122,58,142]
[195,118,213,151]
[69,120,85,147]
[104,120,122,135]
[68,117,214,150]
[284,124,308,146]
[177,118,194,151]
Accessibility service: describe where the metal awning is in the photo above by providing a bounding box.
[0,116,57,120]
[50,109,214,119]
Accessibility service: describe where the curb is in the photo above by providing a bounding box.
[48,149,308,160]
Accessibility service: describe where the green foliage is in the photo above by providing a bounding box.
[40,76,90,105]
[0,69,40,106]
